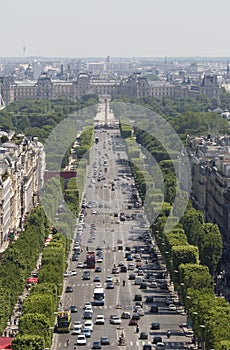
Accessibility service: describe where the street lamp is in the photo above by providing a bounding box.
[200,324,205,350]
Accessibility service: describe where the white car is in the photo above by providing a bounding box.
[95,314,105,325]
[77,262,84,268]
[97,257,103,263]
[84,302,92,309]
[84,320,94,332]
[168,304,177,312]
[63,271,73,278]
[72,325,82,335]
[85,306,93,313]
[76,334,86,345]
[74,320,83,328]
[105,276,113,283]
[109,315,121,324]
[95,283,103,288]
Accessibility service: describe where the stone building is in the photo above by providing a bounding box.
[190,135,230,244]
[0,133,45,248]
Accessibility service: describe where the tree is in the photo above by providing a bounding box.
[198,223,222,274]
[12,334,45,350]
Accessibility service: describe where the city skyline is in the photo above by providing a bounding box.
[1,0,230,58]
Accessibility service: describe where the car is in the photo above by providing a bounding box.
[84,320,94,332]
[93,276,101,282]
[84,302,92,309]
[149,281,158,288]
[129,273,136,280]
[150,304,159,313]
[95,283,103,288]
[84,310,93,319]
[146,295,154,303]
[168,303,177,311]
[97,256,103,263]
[106,282,114,289]
[64,271,73,278]
[128,264,135,270]
[92,341,101,349]
[151,322,160,330]
[109,315,121,324]
[143,345,152,350]
[105,275,113,282]
[140,282,147,289]
[156,342,166,350]
[95,314,105,325]
[85,305,93,313]
[76,334,87,345]
[129,318,138,326]
[137,308,145,316]
[165,296,174,305]
[74,320,83,328]
[140,332,148,340]
[153,336,162,344]
[77,262,84,268]
[120,266,127,273]
[112,267,119,274]
[100,336,110,345]
[70,305,78,313]
[95,266,102,272]
[71,270,77,276]
[72,325,82,335]
[81,328,91,338]
[121,312,131,319]
[131,313,140,320]
[135,301,143,308]
[134,294,142,301]
[65,286,73,293]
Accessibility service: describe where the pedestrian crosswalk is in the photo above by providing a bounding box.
[59,340,190,348]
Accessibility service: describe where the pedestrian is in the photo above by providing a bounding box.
[59,301,62,307]
[4,330,7,337]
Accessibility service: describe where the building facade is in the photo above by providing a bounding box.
[0,133,45,249]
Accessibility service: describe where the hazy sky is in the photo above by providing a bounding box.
[1,0,230,58]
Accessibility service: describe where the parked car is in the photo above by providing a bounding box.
[153,336,162,344]
[150,304,159,313]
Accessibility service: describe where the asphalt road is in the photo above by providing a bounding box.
[52,127,190,350]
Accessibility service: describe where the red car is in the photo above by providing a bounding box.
[129,318,138,326]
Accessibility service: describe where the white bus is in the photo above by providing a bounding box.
[93,287,105,306]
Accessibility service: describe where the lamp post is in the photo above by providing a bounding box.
[200,324,205,350]
[192,312,198,347]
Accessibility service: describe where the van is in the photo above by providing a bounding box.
[135,276,143,285]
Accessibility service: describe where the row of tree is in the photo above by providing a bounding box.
[0,206,49,335]
[12,233,70,349]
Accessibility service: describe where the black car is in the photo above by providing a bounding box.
[120,266,127,273]
[129,273,136,280]
[153,336,162,344]
[70,305,78,313]
[134,294,142,301]
[140,282,147,289]
[143,345,152,350]
[151,322,160,330]
[140,332,148,340]
[100,336,110,345]
[146,296,154,303]
[92,341,101,349]
[150,304,159,313]
[65,286,73,293]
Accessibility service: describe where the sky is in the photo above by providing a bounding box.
[1,0,230,58]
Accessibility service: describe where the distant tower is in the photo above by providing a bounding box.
[23,46,26,58]
[164,56,167,65]
[106,56,110,63]
[227,60,230,79]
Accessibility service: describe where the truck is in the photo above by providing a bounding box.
[86,252,95,269]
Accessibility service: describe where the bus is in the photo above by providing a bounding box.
[56,310,71,333]
[93,287,105,306]
[86,251,95,269]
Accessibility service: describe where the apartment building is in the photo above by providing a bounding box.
[0,133,45,248]
[190,135,230,244]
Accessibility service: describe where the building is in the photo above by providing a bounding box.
[0,133,45,248]
[0,72,220,105]
[190,135,230,244]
